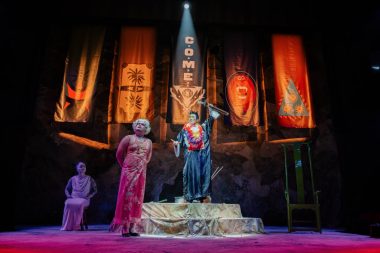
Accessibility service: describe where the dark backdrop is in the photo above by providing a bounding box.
[1,1,380,234]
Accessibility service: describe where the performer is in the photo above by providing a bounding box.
[172,107,220,203]
[61,161,97,231]
[110,119,152,237]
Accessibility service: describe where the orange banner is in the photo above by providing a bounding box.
[114,27,156,123]
[226,72,258,126]
[54,26,105,122]
[224,32,259,126]
[272,34,316,128]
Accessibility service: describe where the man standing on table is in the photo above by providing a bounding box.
[172,107,220,203]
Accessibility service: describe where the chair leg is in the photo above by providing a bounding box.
[287,206,292,232]
[315,207,321,233]
[80,219,84,231]
[80,210,88,231]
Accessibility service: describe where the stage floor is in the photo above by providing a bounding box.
[1,225,379,253]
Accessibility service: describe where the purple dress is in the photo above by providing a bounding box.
[61,175,97,231]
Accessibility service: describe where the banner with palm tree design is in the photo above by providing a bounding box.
[114,27,156,123]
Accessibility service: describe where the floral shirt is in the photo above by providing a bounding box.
[182,123,204,151]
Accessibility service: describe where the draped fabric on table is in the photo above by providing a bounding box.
[136,203,265,236]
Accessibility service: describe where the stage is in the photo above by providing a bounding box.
[1,225,379,253]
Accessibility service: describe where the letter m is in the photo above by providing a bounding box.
[182,60,195,69]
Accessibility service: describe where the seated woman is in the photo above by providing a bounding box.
[61,161,97,231]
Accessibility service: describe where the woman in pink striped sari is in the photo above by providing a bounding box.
[109,119,152,237]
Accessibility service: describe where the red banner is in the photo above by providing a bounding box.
[224,32,259,126]
[272,34,316,128]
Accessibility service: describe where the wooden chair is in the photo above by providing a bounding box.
[80,208,88,231]
[270,138,321,233]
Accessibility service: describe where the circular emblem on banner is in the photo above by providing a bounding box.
[182,88,194,98]
[225,71,257,115]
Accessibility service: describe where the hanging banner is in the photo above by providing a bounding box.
[170,9,206,124]
[272,34,316,128]
[114,26,156,123]
[54,25,105,122]
[224,32,259,126]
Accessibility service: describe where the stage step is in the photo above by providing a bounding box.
[135,203,264,236]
